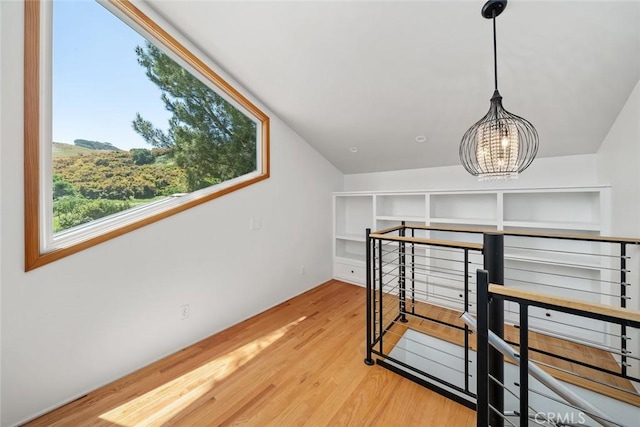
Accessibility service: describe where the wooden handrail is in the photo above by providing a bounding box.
[368,233,483,251]
[489,284,640,325]
[404,223,490,234]
[372,225,404,235]
[403,223,640,244]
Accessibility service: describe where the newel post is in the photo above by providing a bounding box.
[483,233,504,427]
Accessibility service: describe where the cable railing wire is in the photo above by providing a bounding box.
[504,277,626,299]
[507,314,627,339]
[504,244,630,259]
[409,262,473,276]
[380,264,401,278]
[382,248,471,265]
[375,281,472,308]
[505,266,629,286]
[388,343,467,374]
[506,334,636,365]
[378,295,467,322]
[489,374,549,426]
[504,256,628,272]
[399,309,466,328]
[488,404,518,427]
[380,271,470,288]
[532,359,640,396]
[510,322,635,355]
[378,283,469,302]
[382,321,467,361]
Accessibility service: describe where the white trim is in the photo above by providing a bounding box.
[50,171,259,251]
[40,0,54,252]
[333,185,611,197]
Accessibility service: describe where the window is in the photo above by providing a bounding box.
[24,0,270,270]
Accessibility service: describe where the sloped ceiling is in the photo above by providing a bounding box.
[149,0,640,174]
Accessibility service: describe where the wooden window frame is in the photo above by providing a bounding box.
[24,0,270,271]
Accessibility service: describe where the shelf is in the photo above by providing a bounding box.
[376,194,426,218]
[335,233,366,242]
[336,239,366,263]
[334,188,610,297]
[503,192,600,226]
[335,195,373,238]
[503,220,600,231]
[430,218,498,226]
[335,254,366,264]
[376,215,425,222]
[430,193,497,222]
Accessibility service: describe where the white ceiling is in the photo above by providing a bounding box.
[150,0,640,174]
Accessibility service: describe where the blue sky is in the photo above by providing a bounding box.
[53,0,171,150]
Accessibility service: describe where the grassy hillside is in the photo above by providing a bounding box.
[53,148,186,199]
[52,146,187,232]
[53,142,109,158]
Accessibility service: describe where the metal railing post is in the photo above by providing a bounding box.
[519,304,529,427]
[365,228,374,366]
[379,234,384,354]
[411,227,415,315]
[400,221,407,322]
[483,233,504,427]
[464,248,470,393]
[476,269,490,427]
[620,243,628,377]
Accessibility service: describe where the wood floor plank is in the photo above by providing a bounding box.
[24,280,475,427]
[26,279,634,426]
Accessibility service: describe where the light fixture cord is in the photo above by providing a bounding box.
[493,10,498,91]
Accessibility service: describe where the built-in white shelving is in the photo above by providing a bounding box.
[502,220,601,231]
[333,185,617,346]
[377,194,426,219]
[335,233,366,242]
[430,193,498,224]
[333,195,373,284]
[377,215,426,222]
[430,217,498,226]
[332,186,611,295]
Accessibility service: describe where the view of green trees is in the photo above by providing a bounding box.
[53,145,187,232]
[53,41,258,233]
[132,42,257,191]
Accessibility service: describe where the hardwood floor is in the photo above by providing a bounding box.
[24,280,475,427]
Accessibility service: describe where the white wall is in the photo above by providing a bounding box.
[344,154,599,192]
[0,1,3,423]
[597,79,640,376]
[0,2,342,426]
[597,79,640,238]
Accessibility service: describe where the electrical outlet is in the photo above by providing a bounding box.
[300,265,306,275]
[180,304,190,320]
[249,218,262,230]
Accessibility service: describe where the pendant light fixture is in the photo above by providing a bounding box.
[459,0,538,180]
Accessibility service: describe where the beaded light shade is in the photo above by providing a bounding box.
[459,0,539,181]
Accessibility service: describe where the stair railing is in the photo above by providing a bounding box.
[364,223,484,407]
[469,269,640,427]
[364,223,640,426]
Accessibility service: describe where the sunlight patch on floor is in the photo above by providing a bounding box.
[99,316,306,426]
